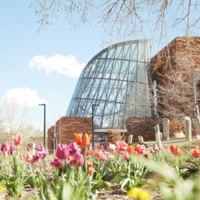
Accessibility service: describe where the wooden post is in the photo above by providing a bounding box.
[163,118,170,140]
[155,131,162,150]
[153,143,160,154]
[138,135,144,143]
[195,105,200,124]
[154,124,160,133]
[128,134,133,144]
[185,116,192,141]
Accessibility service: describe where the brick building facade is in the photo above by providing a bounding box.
[48,116,157,151]
[48,37,200,151]
[48,117,92,152]
[151,36,200,118]
[126,117,157,141]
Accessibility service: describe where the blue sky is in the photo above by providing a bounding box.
[0,1,193,133]
[0,1,107,131]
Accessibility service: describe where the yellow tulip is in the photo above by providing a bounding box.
[127,187,151,200]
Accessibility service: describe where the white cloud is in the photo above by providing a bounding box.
[2,88,46,107]
[28,54,85,77]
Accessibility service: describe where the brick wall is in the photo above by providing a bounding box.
[47,126,54,151]
[47,116,158,151]
[47,116,92,151]
[151,36,200,78]
[151,36,200,118]
[126,117,157,142]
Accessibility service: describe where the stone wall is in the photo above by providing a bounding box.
[47,116,92,151]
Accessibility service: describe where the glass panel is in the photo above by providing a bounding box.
[66,40,152,129]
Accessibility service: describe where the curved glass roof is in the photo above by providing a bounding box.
[66,40,152,129]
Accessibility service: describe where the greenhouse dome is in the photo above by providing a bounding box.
[66,40,153,129]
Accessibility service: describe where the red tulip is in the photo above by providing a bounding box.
[150,148,155,154]
[74,133,92,148]
[13,134,22,146]
[127,145,138,155]
[144,153,148,158]
[170,144,176,152]
[170,144,181,156]
[74,133,82,146]
[82,134,92,148]
[192,149,200,158]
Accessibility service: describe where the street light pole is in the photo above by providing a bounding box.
[92,104,98,148]
[39,103,46,148]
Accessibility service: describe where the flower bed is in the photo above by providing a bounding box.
[0,134,200,199]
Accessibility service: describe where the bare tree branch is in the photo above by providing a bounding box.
[31,0,200,50]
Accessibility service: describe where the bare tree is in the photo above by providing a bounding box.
[32,0,200,49]
[0,111,5,133]
[153,49,200,121]
[2,99,30,136]
[32,1,200,135]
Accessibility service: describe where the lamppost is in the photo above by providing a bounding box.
[92,104,98,148]
[39,103,46,148]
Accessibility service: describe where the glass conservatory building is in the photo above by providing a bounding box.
[66,40,152,129]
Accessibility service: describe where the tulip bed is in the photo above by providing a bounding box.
[0,134,200,200]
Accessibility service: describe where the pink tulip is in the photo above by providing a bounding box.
[98,152,108,161]
[107,143,116,153]
[123,152,129,160]
[9,146,15,155]
[87,160,93,167]
[35,145,46,159]
[56,144,69,160]
[69,152,84,167]
[31,155,40,164]
[51,157,63,169]
[1,142,9,153]
[116,141,128,152]
[68,142,79,156]
[27,143,34,151]
[164,144,168,149]
[135,144,146,154]
[24,153,33,163]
